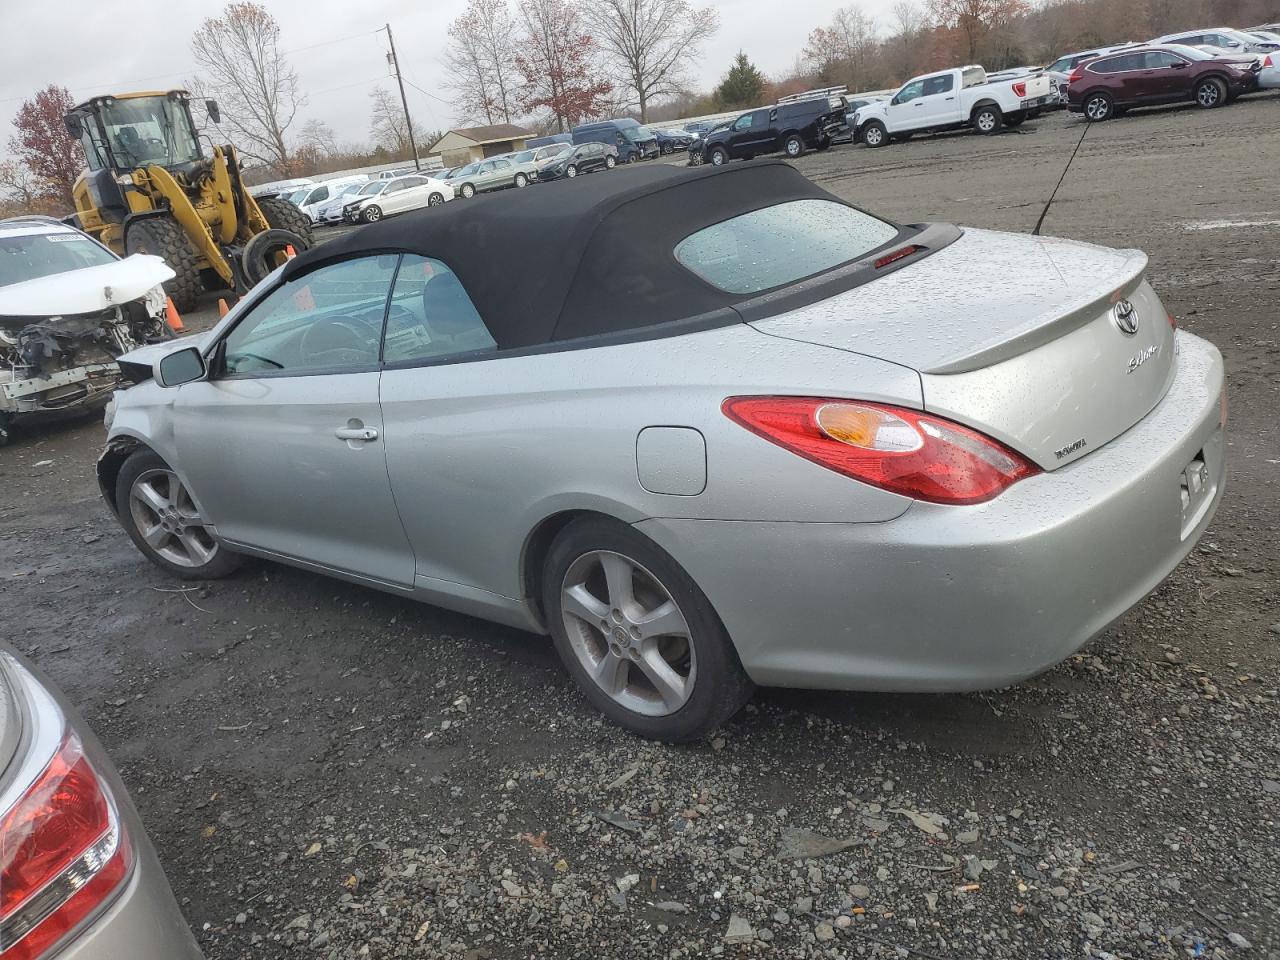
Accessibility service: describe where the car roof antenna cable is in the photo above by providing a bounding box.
[1031,119,1093,237]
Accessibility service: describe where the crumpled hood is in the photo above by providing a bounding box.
[0,254,174,318]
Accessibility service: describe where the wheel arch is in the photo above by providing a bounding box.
[97,434,148,516]
[969,98,1001,118]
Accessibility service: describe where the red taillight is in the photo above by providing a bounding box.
[0,734,132,960]
[873,245,923,269]
[1067,66,1085,83]
[1263,54,1273,67]
[722,397,1040,505]
[1012,81,1027,97]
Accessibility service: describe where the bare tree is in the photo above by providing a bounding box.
[190,2,305,172]
[582,0,719,121]
[445,0,518,123]
[803,6,879,90]
[297,119,338,157]
[933,0,1028,62]
[369,87,412,154]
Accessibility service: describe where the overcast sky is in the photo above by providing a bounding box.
[1,0,905,159]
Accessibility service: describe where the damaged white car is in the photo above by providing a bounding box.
[0,216,175,445]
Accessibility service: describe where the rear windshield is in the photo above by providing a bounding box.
[674,199,899,295]
[0,231,117,287]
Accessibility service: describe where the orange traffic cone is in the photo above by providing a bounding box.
[164,297,185,332]
[285,244,297,258]
[217,298,230,318]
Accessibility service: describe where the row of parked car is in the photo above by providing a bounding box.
[268,117,699,228]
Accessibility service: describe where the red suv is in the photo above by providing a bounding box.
[1067,44,1260,120]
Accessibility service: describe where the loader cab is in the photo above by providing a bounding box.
[65,91,207,178]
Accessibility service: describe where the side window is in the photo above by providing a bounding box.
[1146,52,1181,68]
[894,80,925,104]
[311,186,329,203]
[752,111,768,129]
[732,114,752,131]
[923,74,954,96]
[496,159,511,170]
[382,256,496,364]
[220,256,399,376]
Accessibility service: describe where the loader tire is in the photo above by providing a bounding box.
[257,196,315,245]
[124,216,202,313]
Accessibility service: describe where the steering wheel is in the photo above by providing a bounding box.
[299,318,377,366]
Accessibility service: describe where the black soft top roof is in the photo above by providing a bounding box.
[282,161,858,350]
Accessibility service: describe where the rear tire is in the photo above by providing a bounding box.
[1195,77,1227,109]
[256,196,315,245]
[542,516,754,742]
[1005,112,1026,127]
[428,192,444,206]
[115,449,242,581]
[972,105,1003,135]
[861,121,888,148]
[124,216,201,312]
[1084,91,1115,122]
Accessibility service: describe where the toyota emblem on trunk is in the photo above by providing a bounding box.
[1113,299,1139,335]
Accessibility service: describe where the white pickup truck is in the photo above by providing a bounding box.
[853,65,1054,147]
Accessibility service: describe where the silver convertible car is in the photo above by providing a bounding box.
[99,163,1226,741]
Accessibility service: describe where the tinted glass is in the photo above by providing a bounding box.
[0,231,117,287]
[923,74,955,95]
[382,256,496,363]
[1146,51,1183,68]
[221,256,398,375]
[732,114,752,131]
[895,80,925,102]
[674,199,899,295]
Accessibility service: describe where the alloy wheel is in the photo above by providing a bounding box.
[865,127,883,146]
[977,111,997,132]
[128,469,219,569]
[364,205,382,222]
[1197,82,1221,107]
[428,193,443,206]
[606,156,616,168]
[566,165,577,178]
[1086,96,1111,121]
[560,550,696,717]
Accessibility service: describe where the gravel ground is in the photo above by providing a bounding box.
[2,96,1278,960]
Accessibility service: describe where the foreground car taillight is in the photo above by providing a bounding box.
[1012,81,1028,97]
[723,397,1040,505]
[0,733,132,960]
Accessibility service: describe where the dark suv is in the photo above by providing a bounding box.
[1067,44,1259,120]
[694,96,848,165]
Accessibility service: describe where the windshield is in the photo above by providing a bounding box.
[95,95,202,169]
[0,231,118,288]
[675,199,899,295]
[514,150,534,162]
[287,188,311,205]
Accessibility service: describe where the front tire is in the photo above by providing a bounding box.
[124,216,201,312]
[460,183,476,198]
[542,516,753,742]
[1195,77,1227,109]
[256,196,315,245]
[360,204,383,223]
[709,146,729,166]
[115,449,241,581]
[565,164,578,178]
[783,133,805,158]
[605,155,617,168]
[1084,91,1114,122]
[861,121,888,148]
[514,173,528,188]
[972,105,1003,135]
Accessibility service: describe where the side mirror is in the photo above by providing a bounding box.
[64,114,83,139]
[155,347,206,388]
[205,100,222,124]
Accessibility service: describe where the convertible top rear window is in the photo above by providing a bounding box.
[675,200,899,294]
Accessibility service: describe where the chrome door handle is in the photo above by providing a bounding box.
[336,426,378,442]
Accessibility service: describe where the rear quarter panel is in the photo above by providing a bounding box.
[377,324,921,599]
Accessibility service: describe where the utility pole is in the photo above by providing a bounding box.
[382,23,421,171]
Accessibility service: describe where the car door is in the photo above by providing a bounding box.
[397,176,432,210]
[884,79,927,130]
[587,144,608,171]
[1108,52,1155,101]
[171,255,417,586]
[724,112,756,156]
[917,73,959,126]
[376,255,507,591]
[1143,51,1192,100]
[375,180,408,213]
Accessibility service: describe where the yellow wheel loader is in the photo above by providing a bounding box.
[64,90,313,311]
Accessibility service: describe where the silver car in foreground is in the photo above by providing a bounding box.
[98,162,1226,741]
[0,650,202,959]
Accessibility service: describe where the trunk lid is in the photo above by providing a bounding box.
[748,228,1177,469]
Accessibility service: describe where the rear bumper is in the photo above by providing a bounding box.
[636,331,1226,692]
[1260,66,1280,88]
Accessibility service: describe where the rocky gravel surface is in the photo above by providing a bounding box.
[1,97,1277,958]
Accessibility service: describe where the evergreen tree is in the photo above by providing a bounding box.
[714,52,765,110]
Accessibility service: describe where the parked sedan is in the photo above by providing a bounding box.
[535,142,618,180]
[99,162,1225,742]
[1152,26,1279,54]
[652,128,693,154]
[444,157,528,198]
[0,649,202,958]
[1068,44,1260,120]
[342,174,453,223]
